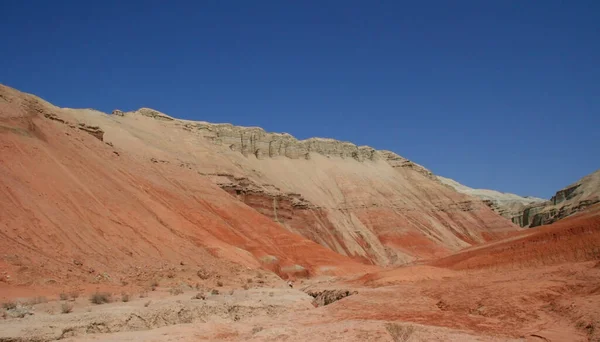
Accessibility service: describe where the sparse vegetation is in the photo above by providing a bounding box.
[197,269,210,280]
[247,278,253,283]
[243,283,250,290]
[192,292,205,300]
[69,291,80,300]
[211,289,219,295]
[385,323,416,342]
[2,301,17,310]
[150,280,159,291]
[121,292,130,302]
[252,326,264,334]
[169,287,184,295]
[89,291,112,305]
[61,302,73,314]
[144,300,151,307]
[139,292,148,298]
[269,292,274,297]
[216,280,223,287]
[2,302,33,319]
[59,293,69,301]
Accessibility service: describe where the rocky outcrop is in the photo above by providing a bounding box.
[169,118,380,161]
[306,289,357,306]
[77,123,104,141]
[379,150,435,179]
[441,170,600,228]
[137,108,174,121]
[43,113,105,141]
[516,170,600,227]
[437,176,545,226]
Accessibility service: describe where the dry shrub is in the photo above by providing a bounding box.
[121,292,130,302]
[139,292,148,298]
[252,326,263,334]
[1,301,33,319]
[59,293,69,301]
[5,305,33,318]
[169,287,184,295]
[269,292,274,297]
[69,291,80,300]
[216,281,223,287]
[385,323,416,342]
[197,269,210,280]
[144,300,151,307]
[192,292,205,300]
[247,278,253,283]
[211,289,219,295]
[61,302,73,314]
[242,284,250,290]
[89,292,112,305]
[150,280,159,291]
[2,301,17,310]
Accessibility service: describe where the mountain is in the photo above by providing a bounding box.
[438,170,600,228]
[515,169,600,227]
[436,176,546,224]
[2,84,600,341]
[0,83,516,287]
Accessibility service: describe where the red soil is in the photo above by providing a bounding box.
[0,92,373,297]
[432,203,600,270]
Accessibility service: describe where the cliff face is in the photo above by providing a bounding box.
[0,84,518,285]
[437,176,546,225]
[438,171,600,228]
[515,170,600,227]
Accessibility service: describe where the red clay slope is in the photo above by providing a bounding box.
[0,85,372,289]
[431,203,600,270]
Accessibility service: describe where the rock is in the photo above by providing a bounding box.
[77,123,104,141]
[438,169,600,228]
[437,176,546,225]
[518,170,600,227]
[306,289,357,306]
[112,109,124,116]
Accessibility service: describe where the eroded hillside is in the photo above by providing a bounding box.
[0,83,516,288]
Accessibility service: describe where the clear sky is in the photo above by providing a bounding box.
[1,1,598,199]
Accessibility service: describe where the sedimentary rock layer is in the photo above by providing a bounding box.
[0,84,517,286]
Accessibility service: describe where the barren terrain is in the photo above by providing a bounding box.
[1,84,599,341]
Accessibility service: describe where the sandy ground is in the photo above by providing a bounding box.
[2,257,599,341]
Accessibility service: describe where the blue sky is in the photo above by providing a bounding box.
[1,1,598,198]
